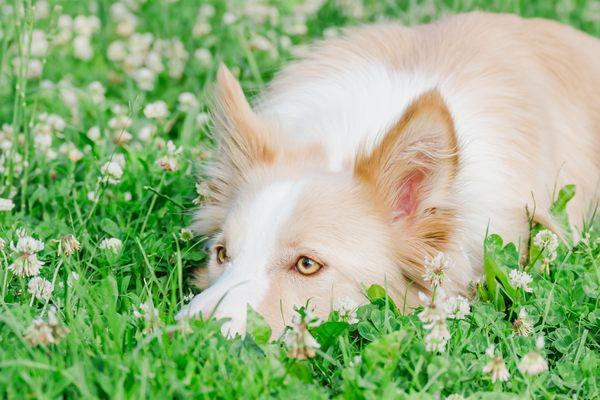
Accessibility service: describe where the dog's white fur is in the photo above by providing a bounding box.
[177,12,600,336]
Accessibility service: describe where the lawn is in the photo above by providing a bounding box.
[0,0,599,398]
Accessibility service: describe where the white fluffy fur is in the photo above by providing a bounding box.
[176,181,305,335]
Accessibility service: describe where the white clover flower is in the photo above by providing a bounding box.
[533,229,558,253]
[509,269,533,292]
[193,181,210,205]
[156,140,182,172]
[483,356,510,383]
[24,306,68,346]
[87,191,99,202]
[283,307,321,359]
[59,143,84,162]
[8,235,45,277]
[68,147,84,162]
[58,234,81,256]
[417,290,448,323]
[145,51,164,73]
[167,59,185,79]
[137,124,156,142]
[27,59,43,79]
[282,14,308,36]
[423,252,453,288]
[250,35,277,58]
[223,12,236,25]
[166,140,181,155]
[280,35,292,49]
[193,48,212,66]
[113,130,133,146]
[180,228,194,242]
[133,301,162,334]
[178,92,199,113]
[101,160,124,185]
[444,295,471,320]
[110,2,130,19]
[133,67,156,91]
[73,35,93,61]
[108,115,132,131]
[28,276,53,301]
[58,85,79,116]
[99,238,122,253]
[123,192,132,202]
[144,100,169,119]
[424,319,450,352]
[24,318,55,346]
[332,296,359,324]
[55,15,73,45]
[73,15,100,36]
[107,40,127,61]
[534,229,559,273]
[116,13,137,36]
[112,153,126,168]
[34,1,50,20]
[29,29,49,57]
[518,351,548,375]
[156,155,179,172]
[513,308,534,337]
[291,306,321,328]
[419,289,451,352]
[88,81,106,104]
[0,197,15,212]
[87,126,101,141]
[0,238,6,250]
[192,20,211,37]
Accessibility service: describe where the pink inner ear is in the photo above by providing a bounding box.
[393,171,425,219]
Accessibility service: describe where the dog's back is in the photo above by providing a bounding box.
[258,12,600,265]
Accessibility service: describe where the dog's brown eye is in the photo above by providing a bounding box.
[215,245,229,264]
[295,256,322,275]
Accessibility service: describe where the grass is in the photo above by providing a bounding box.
[0,0,599,398]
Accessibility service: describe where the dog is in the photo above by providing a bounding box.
[176,12,600,336]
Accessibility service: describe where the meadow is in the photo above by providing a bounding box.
[0,0,599,398]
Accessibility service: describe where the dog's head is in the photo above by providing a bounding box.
[176,65,460,336]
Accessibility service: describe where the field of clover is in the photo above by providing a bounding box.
[0,0,599,398]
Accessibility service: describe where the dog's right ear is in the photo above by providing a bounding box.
[194,65,276,234]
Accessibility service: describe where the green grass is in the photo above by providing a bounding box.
[1,0,599,398]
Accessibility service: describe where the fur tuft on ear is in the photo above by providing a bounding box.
[354,89,461,288]
[193,65,278,235]
[354,89,459,220]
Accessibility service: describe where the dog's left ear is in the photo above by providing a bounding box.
[194,65,277,235]
[213,64,276,174]
[354,89,458,220]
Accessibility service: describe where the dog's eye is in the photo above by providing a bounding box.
[295,256,322,275]
[215,245,229,264]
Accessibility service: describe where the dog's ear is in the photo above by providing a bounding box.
[213,64,276,174]
[194,65,277,234]
[354,89,458,220]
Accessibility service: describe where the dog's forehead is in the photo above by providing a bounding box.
[225,180,306,254]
